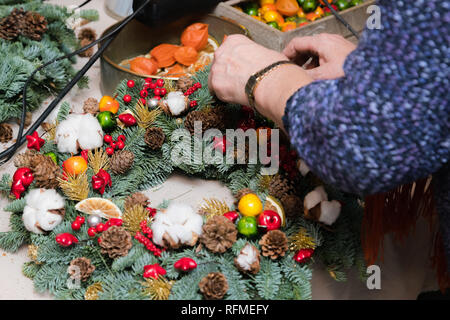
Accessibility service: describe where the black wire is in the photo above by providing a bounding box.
[323,1,360,40]
[0,0,152,165]
[77,0,92,9]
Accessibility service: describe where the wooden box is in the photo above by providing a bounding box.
[213,0,376,50]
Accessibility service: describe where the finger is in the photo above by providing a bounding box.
[282,36,320,60]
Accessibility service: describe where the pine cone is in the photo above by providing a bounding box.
[14,150,35,168]
[22,10,47,41]
[69,257,95,282]
[78,28,97,42]
[78,38,94,57]
[144,127,165,150]
[176,76,194,92]
[15,112,32,128]
[33,155,62,189]
[0,123,12,143]
[200,215,237,253]
[99,226,133,259]
[281,194,302,217]
[124,192,149,210]
[83,97,99,115]
[259,230,288,260]
[184,109,226,134]
[110,150,134,175]
[199,272,228,300]
[0,8,47,41]
[268,174,293,200]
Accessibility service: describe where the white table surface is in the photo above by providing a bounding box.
[0,0,439,300]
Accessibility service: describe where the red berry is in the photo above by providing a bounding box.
[71,221,81,231]
[97,238,102,244]
[88,227,96,237]
[156,79,164,87]
[160,88,167,96]
[153,95,161,100]
[96,223,105,233]
[190,100,198,108]
[139,98,147,105]
[106,147,114,156]
[104,135,113,144]
[149,82,157,90]
[127,80,135,88]
[117,134,126,142]
[117,141,125,150]
[195,82,202,89]
[140,90,148,98]
[123,94,132,103]
[76,216,85,224]
[110,141,118,150]
[184,91,189,96]
[154,88,161,96]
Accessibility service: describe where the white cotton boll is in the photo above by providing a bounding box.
[55,114,81,154]
[152,203,203,248]
[36,210,63,231]
[22,206,44,234]
[236,244,258,271]
[165,91,188,116]
[304,186,328,210]
[319,200,342,226]
[22,188,66,234]
[77,113,103,150]
[55,113,103,153]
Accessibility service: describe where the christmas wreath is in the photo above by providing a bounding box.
[0,67,366,300]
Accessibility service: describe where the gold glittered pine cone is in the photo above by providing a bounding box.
[176,76,194,92]
[198,272,228,300]
[110,150,134,175]
[33,155,62,189]
[281,194,303,218]
[99,226,133,259]
[0,123,13,143]
[200,215,237,253]
[259,230,289,260]
[268,174,294,200]
[83,97,99,115]
[69,257,95,282]
[124,192,149,210]
[144,127,165,150]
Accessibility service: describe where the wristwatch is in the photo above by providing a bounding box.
[245,60,296,109]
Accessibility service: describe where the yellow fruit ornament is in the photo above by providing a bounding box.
[63,156,88,176]
[238,193,263,217]
[260,0,275,5]
[99,96,120,114]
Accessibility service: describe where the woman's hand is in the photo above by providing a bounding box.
[283,33,356,80]
[208,35,288,105]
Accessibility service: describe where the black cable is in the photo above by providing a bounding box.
[323,1,360,40]
[0,0,152,165]
[77,0,92,9]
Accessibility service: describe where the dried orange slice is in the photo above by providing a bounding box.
[75,198,122,219]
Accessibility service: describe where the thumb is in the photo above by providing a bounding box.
[282,36,319,60]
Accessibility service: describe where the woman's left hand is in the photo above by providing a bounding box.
[208,35,288,105]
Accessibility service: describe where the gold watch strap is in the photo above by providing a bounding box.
[245,60,296,109]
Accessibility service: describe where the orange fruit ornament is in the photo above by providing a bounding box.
[238,193,263,217]
[75,198,122,219]
[99,96,120,114]
[275,0,300,16]
[63,156,88,176]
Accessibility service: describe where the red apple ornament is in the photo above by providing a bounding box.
[258,210,282,232]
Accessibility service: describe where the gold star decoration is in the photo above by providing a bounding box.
[142,277,175,300]
[84,282,103,300]
[134,101,162,129]
[289,227,316,252]
[198,198,230,221]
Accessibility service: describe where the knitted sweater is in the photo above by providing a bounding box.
[283,1,449,268]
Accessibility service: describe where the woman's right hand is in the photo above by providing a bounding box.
[283,33,357,80]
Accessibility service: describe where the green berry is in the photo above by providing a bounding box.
[302,0,318,13]
[237,216,258,237]
[44,152,58,164]
[267,21,280,30]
